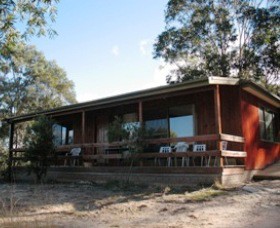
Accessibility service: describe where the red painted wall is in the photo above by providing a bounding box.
[241,91,280,170]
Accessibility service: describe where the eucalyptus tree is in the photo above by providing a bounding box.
[0,44,76,149]
[0,0,62,157]
[154,0,280,91]
[0,0,59,61]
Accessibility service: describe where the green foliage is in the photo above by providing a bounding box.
[108,116,148,154]
[108,116,149,183]
[108,116,129,143]
[24,115,56,183]
[0,44,76,150]
[154,0,280,91]
[0,0,59,61]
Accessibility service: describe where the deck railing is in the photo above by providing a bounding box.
[10,133,246,168]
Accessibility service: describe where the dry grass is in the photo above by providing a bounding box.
[0,180,279,227]
[161,186,225,204]
[184,188,225,202]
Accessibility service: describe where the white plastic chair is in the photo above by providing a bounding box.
[155,146,172,167]
[175,142,189,167]
[193,144,206,166]
[64,147,82,166]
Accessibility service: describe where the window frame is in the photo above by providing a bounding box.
[168,104,196,138]
[143,104,196,139]
[258,106,280,143]
[53,123,74,146]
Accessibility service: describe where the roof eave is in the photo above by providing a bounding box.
[241,81,280,108]
[4,77,210,123]
[6,77,278,124]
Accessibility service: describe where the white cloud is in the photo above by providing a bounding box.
[152,61,178,85]
[111,45,120,56]
[139,39,152,56]
[136,62,177,90]
[77,92,99,102]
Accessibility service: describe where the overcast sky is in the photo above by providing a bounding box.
[28,0,170,102]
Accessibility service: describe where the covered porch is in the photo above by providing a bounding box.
[7,81,247,184]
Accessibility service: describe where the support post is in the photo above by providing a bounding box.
[138,101,143,125]
[213,85,224,167]
[8,122,14,182]
[82,111,85,144]
[138,101,144,166]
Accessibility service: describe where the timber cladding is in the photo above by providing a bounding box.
[241,91,280,170]
[220,85,244,151]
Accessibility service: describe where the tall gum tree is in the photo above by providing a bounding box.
[0,44,76,149]
[0,0,59,61]
[154,0,280,93]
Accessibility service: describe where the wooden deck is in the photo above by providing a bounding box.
[10,133,247,184]
[12,165,246,186]
[49,166,224,174]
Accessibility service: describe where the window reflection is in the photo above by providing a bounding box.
[53,124,74,146]
[143,104,195,139]
[169,105,194,137]
[145,119,168,139]
[259,107,279,142]
[68,129,74,144]
[122,113,140,139]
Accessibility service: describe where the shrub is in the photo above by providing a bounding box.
[24,115,56,183]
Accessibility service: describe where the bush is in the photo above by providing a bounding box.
[24,115,56,183]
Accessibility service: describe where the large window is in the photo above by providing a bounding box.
[53,124,74,146]
[145,119,168,138]
[144,108,168,139]
[259,107,280,142]
[144,104,195,139]
[169,105,194,137]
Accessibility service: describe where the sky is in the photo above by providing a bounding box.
[28,0,170,102]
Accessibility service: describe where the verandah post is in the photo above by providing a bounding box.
[8,122,15,182]
[82,110,85,144]
[214,85,224,167]
[138,101,143,166]
[138,101,143,125]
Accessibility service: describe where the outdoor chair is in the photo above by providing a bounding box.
[155,146,172,167]
[193,144,206,166]
[174,142,189,167]
[64,147,82,166]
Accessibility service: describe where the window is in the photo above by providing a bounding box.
[259,107,280,142]
[169,105,194,137]
[143,104,195,139]
[68,129,74,144]
[53,124,74,146]
[144,108,168,139]
[145,119,168,138]
[122,113,140,138]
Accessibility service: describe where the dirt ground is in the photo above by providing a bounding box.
[0,180,279,228]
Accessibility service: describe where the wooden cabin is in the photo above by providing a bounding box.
[6,77,280,185]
